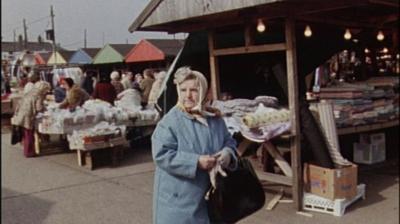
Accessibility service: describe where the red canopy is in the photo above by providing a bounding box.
[125,39,165,63]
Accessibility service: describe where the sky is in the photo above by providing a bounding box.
[1,0,186,50]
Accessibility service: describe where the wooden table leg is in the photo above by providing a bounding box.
[34,131,41,155]
[85,151,93,170]
[77,150,86,166]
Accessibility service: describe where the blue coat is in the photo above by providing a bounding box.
[151,106,237,224]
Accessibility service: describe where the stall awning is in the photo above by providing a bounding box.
[69,48,101,64]
[47,50,75,65]
[92,44,134,64]
[34,53,48,65]
[125,39,184,63]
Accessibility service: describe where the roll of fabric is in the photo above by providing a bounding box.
[316,100,353,167]
[242,109,290,128]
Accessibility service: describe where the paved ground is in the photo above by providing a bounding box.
[1,121,399,224]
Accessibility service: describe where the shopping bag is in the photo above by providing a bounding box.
[207,157,266,223]
[11,125,23,145]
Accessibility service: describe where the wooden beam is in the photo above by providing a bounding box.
[208,31,220,100]
[244,24,254,47]
[368,0,399,7]
[256,171,293,186]
[263,141,293,177]
[285,18,302,211]
[212,43,286,56]
[128,0,164,32]
[298,15,383,29]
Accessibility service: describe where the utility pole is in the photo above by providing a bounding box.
[84,29,87,48]
[50,5,57,67]
[23,18,28,50]
[102,32,105,46]
[13,29,16,51]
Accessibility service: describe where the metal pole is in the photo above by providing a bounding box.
[50,5,57,68]
[84,29,87,48]
[23,18,28,50]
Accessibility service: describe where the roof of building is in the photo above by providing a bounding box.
[1,41,53,52]
[81,48,101,58]
[109,44,135,57]
[146,39,184,56]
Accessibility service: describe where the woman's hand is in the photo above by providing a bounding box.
[198,155,217,171]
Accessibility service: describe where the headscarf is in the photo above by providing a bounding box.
[174,66,208,114]
[33,81,51,97]
[110,71,120,80]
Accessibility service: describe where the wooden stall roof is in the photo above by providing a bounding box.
[35,52,52,65]
[81,48,101,58]
[47,50,75,65]
[69,48,101,64]
[129,0,399,33]
[92,44,135,64]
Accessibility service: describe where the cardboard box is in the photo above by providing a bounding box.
[304,163,358,200]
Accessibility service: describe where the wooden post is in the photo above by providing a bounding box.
[285,18,302,211]
[208,31,220,100]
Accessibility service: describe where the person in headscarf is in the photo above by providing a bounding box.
[11,81,51,157]
[110,71,124,95]
[151,66,238,224]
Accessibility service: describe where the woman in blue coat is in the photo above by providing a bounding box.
[151,67,238,224]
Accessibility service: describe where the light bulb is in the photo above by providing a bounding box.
[382,47,388,53]
[304,25,312,37]
[344,29,352,40]
[364,48,370,54]
[257,19,265,33]
[377,31,385,41]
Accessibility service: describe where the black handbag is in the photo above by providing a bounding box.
[207,157,266,223]
[11,125,23,145]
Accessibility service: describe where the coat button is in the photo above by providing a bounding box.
[173,193,178,197]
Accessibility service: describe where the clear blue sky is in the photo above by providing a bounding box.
[1,0,186,49]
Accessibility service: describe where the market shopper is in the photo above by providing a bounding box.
[11,81,51,157]
[132,73,143,90]
[121,71,133,90]
[110,71,124,95]
[92,74,117,105]
[53,78,67,103]
[140,69,155,105]
[23,72,40,94]
[151,66,238,224]
[59,78,90,110]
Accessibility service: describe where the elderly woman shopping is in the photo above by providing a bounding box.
[151,66,238,224]
[11,81,51,157]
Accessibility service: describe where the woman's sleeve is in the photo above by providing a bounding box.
[151,121,200,179]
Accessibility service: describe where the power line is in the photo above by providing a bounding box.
[3,15,50,35]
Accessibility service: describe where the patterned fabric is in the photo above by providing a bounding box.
[314,101,353,167]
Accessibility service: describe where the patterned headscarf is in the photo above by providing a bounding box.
[174,66,208,114]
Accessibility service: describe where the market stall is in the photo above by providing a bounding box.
[129,0,399,211]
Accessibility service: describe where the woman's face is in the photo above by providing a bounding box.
[179,79,199,110]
